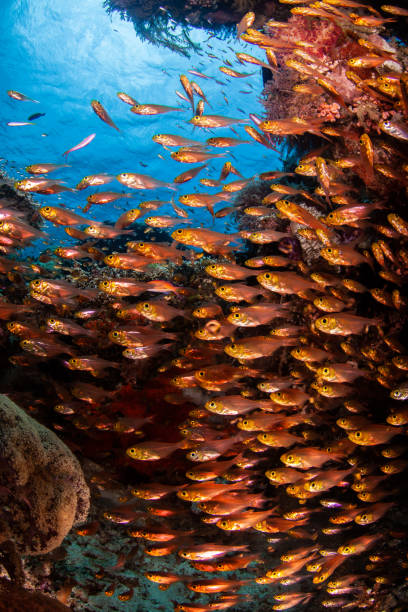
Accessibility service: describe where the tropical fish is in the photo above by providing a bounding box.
[117,91,138,105]
[189,115,247,128]
[117,172,176,190]
[7,90,39,102]
[174,164,207,184]
[63,133,95,157]
[91,100,119,131]
[39,206,94,226]
[131,104,183,115]
[26,163,69,174]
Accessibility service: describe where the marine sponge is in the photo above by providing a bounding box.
[0,395,89,555]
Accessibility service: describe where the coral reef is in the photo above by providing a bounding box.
[0,578,70,612]
[0,395,89,555]
[103,0,289,55]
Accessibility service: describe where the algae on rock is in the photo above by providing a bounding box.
[0,395,89,555]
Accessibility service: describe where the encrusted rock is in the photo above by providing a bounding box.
[0,578,70,611]
[0,395,89,555]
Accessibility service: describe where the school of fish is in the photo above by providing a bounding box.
[3,0,408,610]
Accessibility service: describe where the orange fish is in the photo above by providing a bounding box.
[117,172,176,190]
[126,441,184,461]
[76,173,114,190]
[174,164,207,184]
[189,114,247,128]
[117,91,137,105]
[26,163,70,174]
[280,447,344,469]
[187,578,250,593]
[348,425,397,446]
[39,205,93,226]
[171,150,225,163]
[178,544,248,561]
[131,103,183,115]
[91,100,119,131]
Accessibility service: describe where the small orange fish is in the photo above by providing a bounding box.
[348,425,397,446]
[178,544,248,561]
[117,91,137,105]
[237,11,255,37]
[315,313,380,335]
[187,578,250,593]
[131,103,183,115]
[174,164,207,184]
[117,172,176,191]
[338,534,382,555]
[126,440,183,461]
[91,100,119,131]
[189,114,247,128]
[281,447,344,469]
[76,173,114,190]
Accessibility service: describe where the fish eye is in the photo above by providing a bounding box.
[138,242,144,247]
[230,343,236,350]
[143,303,150,309]
[220,521,228,527]
[326,248,333,253]
[176,229,183,234]
[287,455,294,462]
[323,368,329,374]
[355,431,362,438]
[321,318,328,325]
[261,433,268,440]
[219,287,225,292]
[209,401,216,408]
[190,451,198,458]
[198,371,205,377]
[112,331,119,338]
[102,281,109,287]
[233,313,240,319]
[44,206,51,212]
[48,318,56,324]
[360,514,368,521]
[128,448,136,455]
[343,547,351,554]
[179,490,188,497]
[264,273,271,279]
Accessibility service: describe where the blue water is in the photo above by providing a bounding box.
[0,0,281,256]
